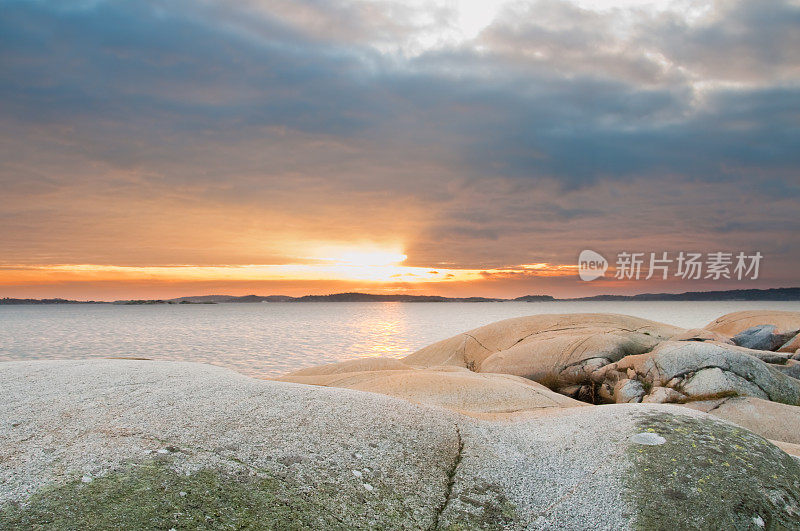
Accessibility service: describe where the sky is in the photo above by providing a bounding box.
[1,0,798,300]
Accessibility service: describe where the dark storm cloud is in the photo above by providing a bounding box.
[438,0,800,185]
[0,1,381,135]
[2,0,798,186]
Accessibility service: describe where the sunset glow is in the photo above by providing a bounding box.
[0,261,582,287]
[1,0,797,301]
[311,247,409,267]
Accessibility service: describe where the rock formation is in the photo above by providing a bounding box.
[3,359,800,529]
[282,365,585,419]
[282,310,800,455]
[3,310,800,528]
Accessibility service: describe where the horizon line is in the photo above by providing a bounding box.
[3,286,799,304]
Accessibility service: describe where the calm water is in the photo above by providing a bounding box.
[1,301,799,378]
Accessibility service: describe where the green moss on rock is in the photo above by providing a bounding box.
[625,412,800,530]
[0,460,375,530]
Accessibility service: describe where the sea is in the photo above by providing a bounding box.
[1,301,798,379]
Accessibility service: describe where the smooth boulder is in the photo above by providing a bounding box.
[705,310,800,336]
[279,366,585,418]
[403,314,682,392]
[683,396,800,448]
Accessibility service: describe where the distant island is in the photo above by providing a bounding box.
[568,288,800,302]
[2,287,799,305]
[0,297,105,305]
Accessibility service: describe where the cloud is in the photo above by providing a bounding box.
[639,0,800,83]
[0,0,798,293]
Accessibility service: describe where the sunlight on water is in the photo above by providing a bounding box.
[1,301,798,378]
[351,303,412,358]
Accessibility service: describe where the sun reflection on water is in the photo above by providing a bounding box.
[349,302,412,358]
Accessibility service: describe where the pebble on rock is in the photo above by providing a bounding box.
[630,432,666,445]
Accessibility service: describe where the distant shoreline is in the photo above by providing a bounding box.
[2,287,799,305]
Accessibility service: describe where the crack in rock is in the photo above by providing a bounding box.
[430,424,464,530]
[706,396,733,414]
[463,333,493,354]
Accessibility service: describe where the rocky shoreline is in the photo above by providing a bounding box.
[2,310,800,529]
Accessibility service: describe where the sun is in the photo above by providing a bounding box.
[311,245,408,267]
[333,250,408,267]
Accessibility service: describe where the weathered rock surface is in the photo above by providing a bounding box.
[614,378,645,403]
[682,366,768,399]
[3,360,800,530]
[773,361,800,381]
[287,356,413,376]
[641,386,685,404]
[732,325,800,351]
[723,344,795,364]
[403,313,682,391]
[670,328,734,344]
[456,404,800,529]
[616,341,800,405]
[779,333,800,354]
[280,365,585,418]
[0,360,459,529]
[683,396,800,447]
[705,310,800,337]
[287,311,800,455]
[772,440,800,459]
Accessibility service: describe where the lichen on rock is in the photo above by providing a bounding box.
[0,460,357,530]
[625,411,800,530]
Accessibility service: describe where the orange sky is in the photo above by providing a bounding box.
[1,0,798,300]
[0,258,788,301]
[0,260,575,300]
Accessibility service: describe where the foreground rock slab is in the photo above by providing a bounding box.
[2,360,800,530]
[1,360,458,529]
[447,404,800,530]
